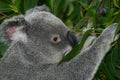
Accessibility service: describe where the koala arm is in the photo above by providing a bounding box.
[51,23,117,80]
[0,6,118,80]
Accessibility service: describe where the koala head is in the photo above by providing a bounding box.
[0,5,78,64]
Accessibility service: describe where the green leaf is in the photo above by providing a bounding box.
[115,23,120,34]
[66,19,73,29]
[101,62,116,80]
[106,48,119,79]
[49,0,54,12]
[113,0,120,8]
[58,29,92,65]
[85,8,97,29]
[0,1,12,12]
[0,0,12,4]
[79,1,88,9]
[13,0,24,13]
[9,5,20,13]
[0,52,3,58]
[0,42,8,56]
[75,16,89,27]
[67,3,74,16]
[23,0,38,12]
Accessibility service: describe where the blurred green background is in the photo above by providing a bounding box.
[0,0,120,80]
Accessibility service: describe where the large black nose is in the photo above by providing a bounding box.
[66,31,78,48]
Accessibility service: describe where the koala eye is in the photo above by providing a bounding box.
[51,35,61,44]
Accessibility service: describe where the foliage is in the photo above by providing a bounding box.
[58,29,92,65]
[0,0,120,80]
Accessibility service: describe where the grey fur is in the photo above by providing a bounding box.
[0,15,28,45]
[0,5,118,80]
[25,5,50,15]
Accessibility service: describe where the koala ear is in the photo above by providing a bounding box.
[25,5,50,15]
[0,15,28,44]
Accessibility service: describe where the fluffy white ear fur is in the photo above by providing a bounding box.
[11,26,28,43]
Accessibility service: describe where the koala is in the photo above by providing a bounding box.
[0,5,118,80]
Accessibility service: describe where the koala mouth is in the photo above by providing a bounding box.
[63,45,72,55]
[66,31,78,48]
[63,31,78,55]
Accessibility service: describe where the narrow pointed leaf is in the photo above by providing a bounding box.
[58,29,92,65]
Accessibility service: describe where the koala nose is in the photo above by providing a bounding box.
[66,31,78,48]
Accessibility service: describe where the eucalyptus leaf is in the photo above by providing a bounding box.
[79,1,88,9]
[49,0,54,12]
[0,1,12,12]
[23,0,38,12]
[113,0,120,8]
[58,29,92,65]
[0,42,8,55]
[0,0,12,4]
[13,0,24,13]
